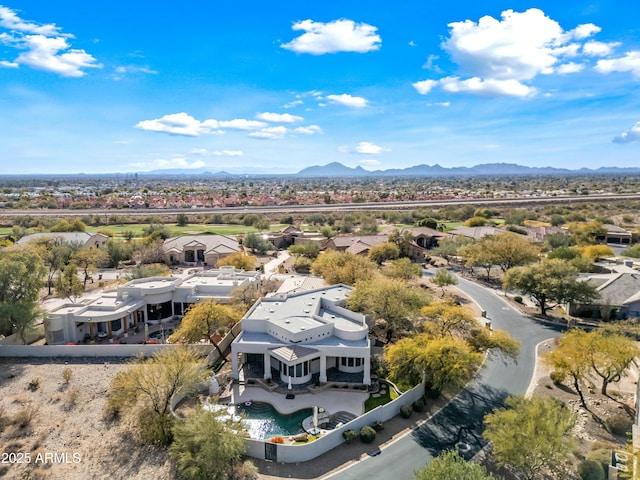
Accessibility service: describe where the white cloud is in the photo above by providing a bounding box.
[256,112,303,123]
[557,62,584,74]
[219,119,266,130]
[427,101,451,107]
[595,51,640,78]
[326,93,368,108]
[135,113,222,137]
[441,77,535,97]
[0,6,99,77]
[414,8,608,97]
[582,40,620,57]
[282,99,304,109]
[570,23,601,40]
[613,121,640,144]
[0,6,59,35]
[130,156,207,171]
[355,141,389,154]
[112,64,158,80]
[0,59,17,68]
[293,125,323,135]
[281,19,381,55]
[249,126,289,139]
[190,148,243,157]
[412,79,438,94]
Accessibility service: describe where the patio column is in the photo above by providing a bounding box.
[319,354,327,383]
[107,320,113,339]
[263,354,271,380]
[123,316,128,334]
[363,357,371,385]
[231,346,239,380]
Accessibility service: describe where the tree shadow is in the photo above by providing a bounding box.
[411,383,508,461]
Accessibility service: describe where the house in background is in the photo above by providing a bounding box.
[568,272,640,320]
[163,235,241,266]
[44,267,260,344]
[231,284,371,387]
[324,235,389,255]
[597,224,634,245]
[17,231,108,249]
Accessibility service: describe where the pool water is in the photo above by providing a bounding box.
[231,402,312,440]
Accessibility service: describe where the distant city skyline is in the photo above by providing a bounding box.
[1,1,639,174]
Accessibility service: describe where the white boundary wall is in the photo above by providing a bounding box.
[245,382,425,463]
[0,344,213,358]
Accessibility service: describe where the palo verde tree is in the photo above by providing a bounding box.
[430,269,458,296]
[483,396,576,480]
[415,450,496,480]
[381,257,423,281]
[104,347,209,445]
[0,246,47,343]
[347,276,431,342]
[169,300,242,344]
[216,251,257,271]
[311,250,378,286]
[170,406,253,480]
[503,258,599,316]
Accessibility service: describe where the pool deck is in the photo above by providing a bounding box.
[228,383,368,416]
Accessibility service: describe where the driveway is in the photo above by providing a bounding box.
[324,276,563,480]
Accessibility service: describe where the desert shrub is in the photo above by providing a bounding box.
[137,409,174,446]
[578,459,605,480]
[400,404,413,418]
[269,436,284,444]
[606,413,632,435]
[14,405,38,429]
[513,295,523,304]
[64,387,80,410]
[371,420,384,432]
[28,377,40,391]
[586,445,615,473]
[342,429,357,444]
[549,370,566,385]
[413,399,425,412]
[62,368,73,384]
[359,426,376,443]
[228,460,259,480]
[0,406,7,432]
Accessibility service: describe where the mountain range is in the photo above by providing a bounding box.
[148,162,640,177]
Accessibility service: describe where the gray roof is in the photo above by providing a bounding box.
[163,235,240,254]
[17,231,107,246]
[596,273,640,305]
[449,226,503,239]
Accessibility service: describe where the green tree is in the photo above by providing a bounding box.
[126,263,171,279]
[420,300,476,338]
[381,258,423,280]
[50,218,87,232]
[388,229,414,257]
[415,450,495,480]
[384,333,482,392]
[482,233,539,272]
[243,232,274,254]
[543,329,592,409]
[348,276,431,341]
[169,300,242,344]
[431,236,472,264]
[503,258,599,316]
[430,269,458,296]
[72,248,109,285]
[55,264,84,301]
[580,244,615,262]
[288,242,321,259]
[368,242,400,265]
[483,396,576,480]
[216,251,257,270]
[176,213,189,226]
[311,251,377,286]
[590,331,639,395]
[0,247,47,343]
[170,406,250,480]
[105,347,208,445]
[105,238,134,268]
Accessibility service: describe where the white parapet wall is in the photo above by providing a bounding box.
[244,381,425,463]
[0,344,214,358]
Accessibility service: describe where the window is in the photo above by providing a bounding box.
[111,318,122,331]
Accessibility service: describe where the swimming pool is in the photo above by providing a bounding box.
[230,402,312,440]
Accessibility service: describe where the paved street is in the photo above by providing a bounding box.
[324,275,563,480]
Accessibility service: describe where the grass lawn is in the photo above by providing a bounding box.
[364,384,399,412]
[89,223,286,239]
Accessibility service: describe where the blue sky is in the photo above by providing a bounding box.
[1,1,639,174]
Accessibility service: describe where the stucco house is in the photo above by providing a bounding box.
[568,272,640,320]
[17,231,108,249]
[44,267,260,344]
[163,235,241,266]
[231,284,371,387]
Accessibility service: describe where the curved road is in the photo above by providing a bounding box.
[325,275,563,480]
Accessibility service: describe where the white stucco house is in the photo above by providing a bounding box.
[231,284,371,387]
[17,231,108,249]
[44,267,260,344]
